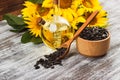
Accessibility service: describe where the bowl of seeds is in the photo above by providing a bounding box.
[76,27,110,57]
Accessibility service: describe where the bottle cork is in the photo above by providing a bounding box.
[37,17,46,25]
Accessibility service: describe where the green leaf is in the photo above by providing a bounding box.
[10,27,27,33]
[3,14,27,31]
[21,31,43,44]
[21,31,32,43]
[29,0,44,4]
[31,37,43,44]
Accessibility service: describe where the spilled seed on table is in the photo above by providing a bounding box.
[34,47,67,69]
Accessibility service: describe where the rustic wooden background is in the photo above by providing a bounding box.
[0,0,120,80]
[0,0,24,20]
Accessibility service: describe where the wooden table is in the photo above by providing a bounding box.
[0,0,24,20]
[0,0,120,80]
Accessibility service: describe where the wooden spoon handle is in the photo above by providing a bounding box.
[73,10,99,40]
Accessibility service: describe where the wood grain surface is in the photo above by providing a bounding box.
[0,0,24,20]
[0,0,120,80]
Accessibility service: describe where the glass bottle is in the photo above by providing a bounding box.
[38,0,74,49]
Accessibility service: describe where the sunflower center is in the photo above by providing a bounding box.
[82,0,93,8]
[37,5,50,16]
[84,12,97,25]
[90,18,97,25]
[59,0,72,9]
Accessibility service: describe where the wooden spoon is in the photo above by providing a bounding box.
[57,10,99,60]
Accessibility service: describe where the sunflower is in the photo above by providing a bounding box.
[42,0,82,29]
[24,14,42,37]
[81,0,102,11]
[22,1,53,37]
[83,10,108,27]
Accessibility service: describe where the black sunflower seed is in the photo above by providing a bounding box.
[80,27,108,40]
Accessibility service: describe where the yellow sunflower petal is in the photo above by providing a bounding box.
[77,8,85,16]
[21,1,39,18]
[42,0,53,8]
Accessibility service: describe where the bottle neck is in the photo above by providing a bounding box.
[53,0,58,4]
[53,0,60,16]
